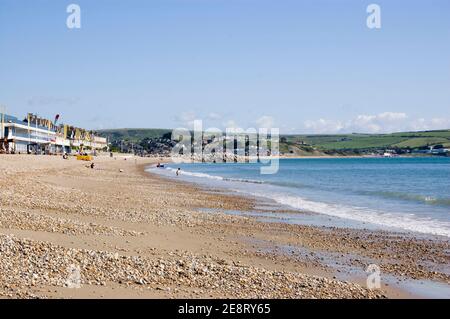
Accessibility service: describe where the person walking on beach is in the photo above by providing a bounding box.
[176,168,181,176]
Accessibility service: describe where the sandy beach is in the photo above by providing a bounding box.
[0,154,448,299]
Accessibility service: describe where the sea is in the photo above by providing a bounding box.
[148,157,450,238]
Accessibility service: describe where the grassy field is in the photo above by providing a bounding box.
[99,128,450,154]
[392,137,450,148]
[98,128,172,142]
[283,130,450,151]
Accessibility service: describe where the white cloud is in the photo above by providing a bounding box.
[301,112,450,134]
[304,118,344,134]
[255,115,275,129]
[174,111,226,128]
[346,112,408,133]
[408,118,450,132]
[223,119,240,129]
[173,111,197,127]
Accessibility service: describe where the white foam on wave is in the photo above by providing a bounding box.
[147,166,450,238]
[150,166,265,184]
[246,192,450,238]
[168,167,225,180]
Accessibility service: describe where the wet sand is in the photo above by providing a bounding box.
[0,154,448,298]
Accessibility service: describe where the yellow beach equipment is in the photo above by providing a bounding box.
[76,155,93,161]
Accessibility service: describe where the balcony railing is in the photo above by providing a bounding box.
[11,131,54,142]
[4,116,57,132]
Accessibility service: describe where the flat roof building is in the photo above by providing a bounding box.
[0,112,107,154]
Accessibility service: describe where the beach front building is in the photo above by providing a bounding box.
[0,113,58,154]
[1,112,107,154]
[69,134,108,151]
[65,126,108,152]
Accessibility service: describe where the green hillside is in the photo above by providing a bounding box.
[283,130,450,151]
[98,128,172,142]
[99,128,450,155]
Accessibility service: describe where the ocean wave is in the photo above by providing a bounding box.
[242,192,450,238]
[361,191,450,207]
[149,166,265,184]
[148,165,450,238]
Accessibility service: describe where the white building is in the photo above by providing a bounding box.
[1,112,107,154]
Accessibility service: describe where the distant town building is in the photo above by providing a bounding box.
[412,146,449,155]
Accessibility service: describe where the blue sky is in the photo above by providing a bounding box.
[0,0,449,133]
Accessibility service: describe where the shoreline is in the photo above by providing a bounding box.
[146,161,450,298]
[149,159,450,239]
[0,154,448,298]
[168,154,448,161]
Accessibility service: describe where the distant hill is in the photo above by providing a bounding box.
[98,128,172,142]
[283,130,450,153]
[98,128,450,155]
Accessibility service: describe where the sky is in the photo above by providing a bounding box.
[0,0,449,134]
